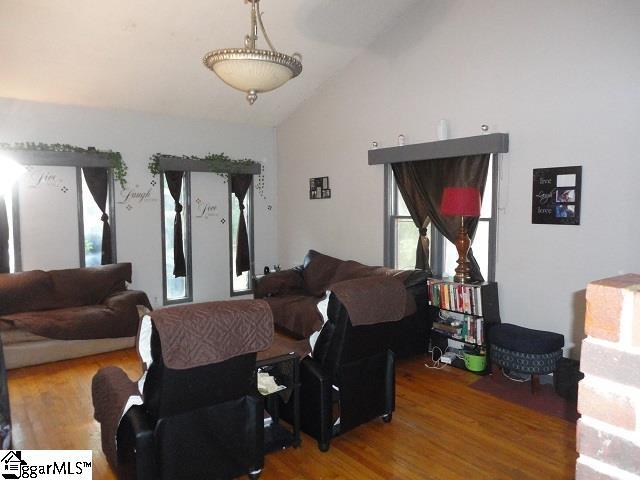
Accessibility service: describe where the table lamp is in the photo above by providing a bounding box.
[440,187,481,283]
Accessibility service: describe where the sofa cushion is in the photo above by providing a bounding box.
[1,304,139,340]
[51,263,132,308]
[302,251,344,297]
[0,328,48,345]
[263,295,324,339]
[0,270,55,315]
[254,269,305,298]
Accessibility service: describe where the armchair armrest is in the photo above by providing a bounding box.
[298,357,334,451]
[103,290,152,311]
[253,269,305,298]
[117,405,157,480]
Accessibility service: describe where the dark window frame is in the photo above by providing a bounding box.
[160,172,193,305]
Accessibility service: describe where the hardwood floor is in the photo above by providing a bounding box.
[7,349,577,479]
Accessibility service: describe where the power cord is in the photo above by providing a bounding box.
[425,346,446,369]
[425,345,464,369]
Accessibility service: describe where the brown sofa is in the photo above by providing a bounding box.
[0,263,151,369]
[255,250,430,358]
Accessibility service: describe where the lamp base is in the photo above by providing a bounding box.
[453,217,472,284]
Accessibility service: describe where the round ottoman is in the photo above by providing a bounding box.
[489,323,564,393]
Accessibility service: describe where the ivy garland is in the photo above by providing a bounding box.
[148,152,266,200]
[0,142,128,189]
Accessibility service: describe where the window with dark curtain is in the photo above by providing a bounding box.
[165,171,187,278]
[162,171,191,304]
[81,167,113,265]
[391,154,490,281]
[230,174,252,279]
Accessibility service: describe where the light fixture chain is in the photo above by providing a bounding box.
[255,1,277,52]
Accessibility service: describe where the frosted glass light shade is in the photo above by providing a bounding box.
[203,48,302,101]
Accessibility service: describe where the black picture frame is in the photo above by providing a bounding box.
[532,166,582,225]
[309,177,330,200]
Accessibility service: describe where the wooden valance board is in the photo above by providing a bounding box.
[157,155,261,175]
[6,150,114,168]
[368,133,509,165]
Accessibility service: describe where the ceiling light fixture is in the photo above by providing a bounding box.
[203,0,303,105]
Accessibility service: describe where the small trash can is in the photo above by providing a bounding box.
[554,357,583,401]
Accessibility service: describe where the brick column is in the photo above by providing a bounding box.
[577,274,640,479]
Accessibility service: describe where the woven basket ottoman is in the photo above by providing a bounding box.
[489,323,564,393]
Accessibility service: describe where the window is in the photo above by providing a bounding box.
[387,180,430,270]
[0,156,23,273]
[1,188,21,273]
[385,156,497,280]
[229,183,254,295]
[161,172,192,304]
[77,168,117,267]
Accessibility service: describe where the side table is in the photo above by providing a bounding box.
[256,352,301,451]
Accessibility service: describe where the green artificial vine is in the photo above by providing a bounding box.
[106,151,128,189]
[0,142,129,189]
[148,152,266,199]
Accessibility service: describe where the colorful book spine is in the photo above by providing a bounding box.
[476,287,483,316]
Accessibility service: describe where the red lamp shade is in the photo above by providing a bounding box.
[440,187,481,217]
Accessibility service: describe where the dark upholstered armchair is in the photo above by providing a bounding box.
[281,293,396,452]
[92,300,273,480]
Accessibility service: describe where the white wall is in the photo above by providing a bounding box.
[276,0,640,357]
[0,97,278,307]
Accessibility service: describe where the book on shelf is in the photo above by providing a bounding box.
[426,278,484,316]
[432,313,484,345]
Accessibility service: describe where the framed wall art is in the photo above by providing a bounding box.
[309,176,331,200]
[532,166,582,225]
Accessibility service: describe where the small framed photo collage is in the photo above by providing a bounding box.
[309,176,331,200]
[531,166,582,225]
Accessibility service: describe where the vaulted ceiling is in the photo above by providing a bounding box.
[0,0,419,126]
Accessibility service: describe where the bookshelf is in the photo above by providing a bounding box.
[427,278,500,374]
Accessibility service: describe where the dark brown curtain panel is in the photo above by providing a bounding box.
[231,174,252,277]
[165,171,186,278]
[392,154,490,281]
[391,164,432,272]
[0,197,9,274]
[82,168,113,265]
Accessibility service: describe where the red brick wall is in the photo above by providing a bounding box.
[577,274,640,479]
